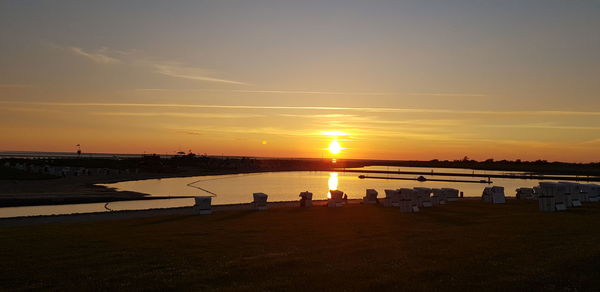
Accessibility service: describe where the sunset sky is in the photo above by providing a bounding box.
[1,1,599,162]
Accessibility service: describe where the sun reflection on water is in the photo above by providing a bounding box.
[327,172,338,198]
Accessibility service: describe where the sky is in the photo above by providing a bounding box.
[1,0,599,162]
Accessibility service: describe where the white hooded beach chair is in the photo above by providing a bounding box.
[539,182,563,211]
[482,187,493,203]
[592,184,600,202]
[579,184,592,202]
[430,188,443,205]
[399,197,415,213]
[537,183,557,212]
[559,182,582,207]
[397,188,417,212]
[432,188,447,205]
[253,192,268,210]
[383,189,401,207]
[490,186,506,204]
[363,189,378,204]
[554,183,570,209]
[328,190,345,207]
[532,186,542,200]
[193,196,212,214]
[412,187,431,208]
[584,184,600,202]
[398,188,413,201]
[442,188,459,202]
[413,187,432,207]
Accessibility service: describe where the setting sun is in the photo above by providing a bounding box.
[328,141,342,154]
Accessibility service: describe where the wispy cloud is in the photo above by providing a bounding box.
[408,93,487,97]
[1,106,63,113]
[232,89,487,97]
[3,101,600,116]
[0,84,30,88]
[68,47,121,64]
[175,126,313,137]
[175,125,469,142]
[577,139,600,146]
[129,88,487,97]
[279,113,357,118]
[92,112,264,119]
[278,113,465,127]
[231,89,390,95]
[479,124,600,130]
[56,44,248,85]
[133,88,171,92]
[152,63,249,85]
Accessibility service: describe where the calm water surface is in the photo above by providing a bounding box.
[1,166,594,218]
[101,170,585,205]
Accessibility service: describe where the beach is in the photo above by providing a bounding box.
[2,199,600,291]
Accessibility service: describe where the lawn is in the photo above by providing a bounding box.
[2,200,600,291]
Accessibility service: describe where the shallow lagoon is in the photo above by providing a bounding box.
[99,169,574,205]
[1,167,593,218]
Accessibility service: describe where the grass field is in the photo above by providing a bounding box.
[2,199,600,291]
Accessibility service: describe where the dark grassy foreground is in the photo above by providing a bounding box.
[2,200,600,291]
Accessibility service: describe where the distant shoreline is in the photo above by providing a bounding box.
[1,155,599,208]
[1,152,599,175]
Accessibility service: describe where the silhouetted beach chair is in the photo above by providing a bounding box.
[482,187,505,204]
[515,188,535,200]
[559,182,582,207]
[328,190,345,207]
[299,191,313,207]
[431,188,447,205]
[532,186,542,200]
[253,192,268,210]
[193,196,212,214]
[491,186,506,204]
[442,188,459,202]
[554,183,570,210]
[588,184,600,202]
[482,187,492,203]
[413,187,432,207]
[582,184,600,202]
[421,196,432,207]
[579,184,592,202]
[430,188,441,205]
[382,189,400,207]
[397,188,417,212]
[363,189,378,204]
